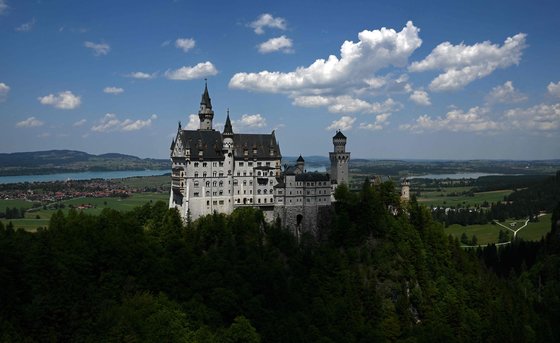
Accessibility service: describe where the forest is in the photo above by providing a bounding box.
[1,180,559,342]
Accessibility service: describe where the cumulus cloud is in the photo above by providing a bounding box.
[73,119,87,127]
[258,35,293,54]
[0,82,9,102]
[233,114,267,130]
[485,81,527,104]
[249,13,287,35]
[505,103,560,131]
[165,61,218,80]
[409,90,431,106]
[327,116,356,131]
[175,38,195,52]
[15,18,35,32]
[293,95,401,114]
[185,114,199,130]
[84,41,110,56]
[0,0,7,15]
[16,116,44,128]
[359,113,391,131]
[409,33,527,91]
[231,21,421,95]
[126,71,155,79]
[400,106,500,133]
[103,86,124,94]
[91,113,157,132]
[547,81,560,98]
[38,91,81,109]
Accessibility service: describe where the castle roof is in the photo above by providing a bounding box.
[232,133,281,160]
[223,112,233,136]
[295,172,330,182]
[176,130,224,160]
[333,130,346,139]
[296,155,305,162]
[200,82,212,109]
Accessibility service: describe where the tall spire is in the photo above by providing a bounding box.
[198,80,214,130]
[223,109,233,136]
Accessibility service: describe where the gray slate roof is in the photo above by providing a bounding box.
[295,172,330,182]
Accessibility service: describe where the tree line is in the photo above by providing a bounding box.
[0,180,559,342]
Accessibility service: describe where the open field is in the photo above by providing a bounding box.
[418,188,512,208]
[1,192,169,231]
[445,214,552,245]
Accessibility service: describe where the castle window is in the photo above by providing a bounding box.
[194,162,199,167]
[258,189,261,195]
[243,171,247,176]
[213,171,217,177]
[270,189,273,194]
[266,162,270,166]
[269,171,273,176]
[239,162,244,166]
[213,192,217,196]
[219,200,224,205]
[219,190,223,195]
[206,191,210,196]
[193,192,199,197]
[206,181,210,187]
[237,172,240,176]
[207,201,210,205]
[228,170,231,175]
[257,171,261,176]
[257,162,262,166]
[263,189,267,194]
[213,201,217,205]
[213,181,217,187]
[219,162,224,167]
[249,181,253,186]
[194,172,199,178]
[243,180,247,186]
[203,172,207,177]
[219,172,223,177]
[213,162,217,167]
[194,181,199,187]
[233,180,238,185]
[203,162,207,167]
[219,181,223,187]
[258,199,261,204]
[248,162,253,166]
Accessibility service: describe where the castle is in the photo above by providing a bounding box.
[169,84,350,233]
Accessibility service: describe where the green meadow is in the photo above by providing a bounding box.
[1,192,169,231]
[418,188,512,208]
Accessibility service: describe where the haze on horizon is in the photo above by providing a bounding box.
[1,0,559,160]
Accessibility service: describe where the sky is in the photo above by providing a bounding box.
[1,0,559,160]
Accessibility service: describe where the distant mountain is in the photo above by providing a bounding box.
[0,150,170,176]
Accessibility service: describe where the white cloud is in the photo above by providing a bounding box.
[485,81,527,104]
[249,13,287,35]
[103,86,124,94]
[233,114,267,130]
[258,35,293,54]
[38,91,81,109]
[293,95,401,114]
[185,114,199,130]
[16,116,44,128]
[126,71,155,79]
[359,113,391,131]
[0,82,9,102]
[400,106,500,133]
[0,0,7,15]
[165,61,218,80]
[91,113,157,132]
[547,81,560,98]
[15,18,35,32]
[73,119,87,127]
[505,103,560,131]
[84,41,110,56]
[327,116,356,131]
[409,33,527,91]
[161,40,171,47]
[409,90,431,106]
[230,21,421,96]
[175,38,196,52]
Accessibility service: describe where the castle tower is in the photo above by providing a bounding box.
[198,82,214,130]
[401,178,410,202]
[295,155,305,174]
[329,130,350,186]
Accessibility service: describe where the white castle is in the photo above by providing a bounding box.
[169,84,350,232]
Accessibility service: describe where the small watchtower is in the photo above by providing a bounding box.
[329,130,350,186]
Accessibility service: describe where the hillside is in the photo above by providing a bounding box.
[0,150,170,176]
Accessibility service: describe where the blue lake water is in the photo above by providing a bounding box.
[408,172,504,180]
[0,170,169,184]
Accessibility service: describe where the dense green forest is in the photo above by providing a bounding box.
[1,180,559,342]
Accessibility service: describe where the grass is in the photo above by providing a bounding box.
[445,214,553,245]
[517,214,552,242]
[1,192,169,231]
[117,175,170,189]
[418,188,512,208]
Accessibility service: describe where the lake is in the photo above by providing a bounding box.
[408,172,504,180]
[0,170,169,184]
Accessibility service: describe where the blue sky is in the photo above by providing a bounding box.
[1,0,559,160]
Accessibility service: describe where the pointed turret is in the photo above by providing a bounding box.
[198,80,214,130]
[223,110,234,137]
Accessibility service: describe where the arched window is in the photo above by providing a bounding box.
[194,172,199,178]
[257,189,261,195]
[219,181,223,187]
[205,181,210,187]
[263,189,267,194]
[213,181,217,187]
[194,181,199,187]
